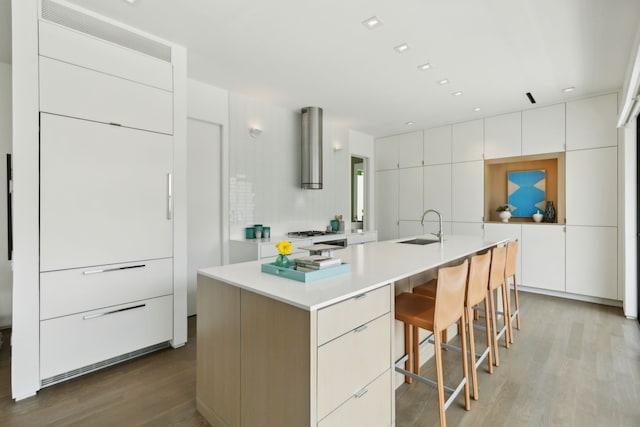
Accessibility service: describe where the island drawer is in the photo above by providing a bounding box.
[318,370,391,427]
[317,313,391,420]
[40,258,173,320]
[317,284,390,346]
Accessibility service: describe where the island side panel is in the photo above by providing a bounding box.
[240,289,312,426]
[196,275,241,427]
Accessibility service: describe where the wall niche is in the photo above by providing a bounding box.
[484,153,565,223]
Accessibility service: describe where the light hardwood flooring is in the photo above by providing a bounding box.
[0,292,638,426]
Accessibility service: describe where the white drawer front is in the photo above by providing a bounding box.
[317,285,390,346]
[40,295,173,380]
[319,370,392,427]
[39,20,173,91]
[40,56,173,134]
[40,258,173,320]
[317,313,391,420]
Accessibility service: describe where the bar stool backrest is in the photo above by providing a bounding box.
[434,259,469,334]
[467,251,491,307]
[488,246,507,291]
[505,240,519,278]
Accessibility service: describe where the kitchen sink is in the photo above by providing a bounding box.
[398,238,439,245]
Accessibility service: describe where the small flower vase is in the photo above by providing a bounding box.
[499,211,512,223]
[543,201,556,223]
[275,254,290,268]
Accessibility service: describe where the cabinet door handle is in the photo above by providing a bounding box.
[83,303,146,320]
[167,173,173,220]
[354,324,368,333]
[354,388,368,398]
[83,264,146,275]
[354,293,367,301]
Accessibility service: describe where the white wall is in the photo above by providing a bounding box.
[228,94,350,238]
[0,62,11,328]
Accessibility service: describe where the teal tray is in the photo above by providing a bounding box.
[261,262,351,283]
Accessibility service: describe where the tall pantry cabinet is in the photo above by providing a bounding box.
[12,0,187,396]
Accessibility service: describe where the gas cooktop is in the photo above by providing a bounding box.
[287,230,339,237]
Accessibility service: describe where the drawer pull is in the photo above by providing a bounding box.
[83,303,146,320]
[83,264,146,275]
[167,173,173,220]
[109,122,122,127]
[354,293,367,300]
[354,324,368,333]
[354,388,368,399]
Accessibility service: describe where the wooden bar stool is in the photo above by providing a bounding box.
[487,246,511,366]
[414,252,493,400]
[395,260,470,427]
[505,239,520,342]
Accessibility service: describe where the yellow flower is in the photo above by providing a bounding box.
[276,240,292,255]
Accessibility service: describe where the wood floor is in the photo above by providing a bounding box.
[0,292,638,426]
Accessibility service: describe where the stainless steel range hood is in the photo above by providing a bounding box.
[301,107,323,189]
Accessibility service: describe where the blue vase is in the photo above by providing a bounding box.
[275,254,290,268]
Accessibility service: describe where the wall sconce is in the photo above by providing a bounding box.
[249,127,263,138]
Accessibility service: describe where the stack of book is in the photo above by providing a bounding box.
[294,255,342,272]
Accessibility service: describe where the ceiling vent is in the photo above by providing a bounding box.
[301,107,323,190]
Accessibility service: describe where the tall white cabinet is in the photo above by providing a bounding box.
[12,1,187,395]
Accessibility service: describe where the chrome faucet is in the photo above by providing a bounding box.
[420,209,444,243]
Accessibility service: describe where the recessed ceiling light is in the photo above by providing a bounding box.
[362,16,383,29]
[473,107,481,112]
[562,86,576,93]
[451,91,463,96]
[438,79,449,85]
[417,63,432,71]
[122,0,138,4]
[405,121,414,126]
[394,43,410,53]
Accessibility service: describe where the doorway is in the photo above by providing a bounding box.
[187,118,222,316]
[351,156,365,230]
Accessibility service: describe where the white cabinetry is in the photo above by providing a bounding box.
[452,119,484,162]
[398,167,423,220]
[424,125,452,166]
[398,131,424,168]
[566,93,618,150]
[483,223,522,280]
[375,170,399,241]
[521,225,565,292]
[566,147,617,226]
[399,221,424,238]
[522,103,565,155]
[423,164,452,221]
[565,226,617,299]
[484,112,521,159]
[375,136,399,170]
[452,161,484,223]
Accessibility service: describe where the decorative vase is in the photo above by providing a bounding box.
[499,211,512,223]
[275,254,290,268]
[532,210,543,223]
[543,201,556,223]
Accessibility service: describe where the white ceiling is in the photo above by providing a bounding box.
[7,0,640,137]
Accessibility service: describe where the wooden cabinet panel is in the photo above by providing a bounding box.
[423,164,452,222]
[40,114,173,271]
[317,314,391,420]
[398,167,423,220]
[398,131,424,168]
[522,103,565,155]
[521,225,565,292]
[484,112,522,159]
[566,226,618,300]
[566,93,618,150]
[40,258,173,320]
[375,170,399,241]
[40,56,173,134]
[40,295,173,380]
[317,285,390,346]
[452,161,484,223]
[424,125,452,166]
[565,147,617,226]
[39,20,172,91]
[452,119,483,162]
[318,370,391,427]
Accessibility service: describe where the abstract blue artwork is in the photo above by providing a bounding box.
[507,170,546,217]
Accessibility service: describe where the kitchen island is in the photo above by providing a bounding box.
[196,235,506,427]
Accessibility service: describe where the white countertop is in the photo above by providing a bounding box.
[199,234,506,311]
